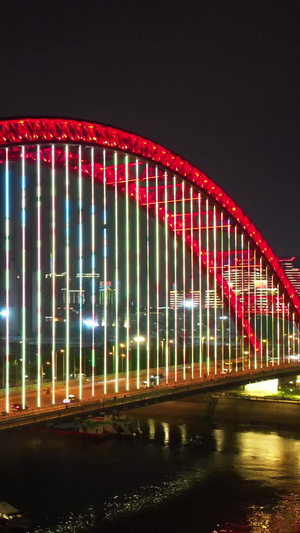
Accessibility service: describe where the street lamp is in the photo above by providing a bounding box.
[55,349,65,380]
[262,339,268,363]
[83,318,99,377]
[161,339,165,368]
[41,361,50,383]
[120,344,126,373]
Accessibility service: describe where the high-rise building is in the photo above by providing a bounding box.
[279,257,300,297]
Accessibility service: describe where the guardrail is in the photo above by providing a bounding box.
[1,362,300,431]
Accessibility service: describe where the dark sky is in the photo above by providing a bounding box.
[0,0,299,257]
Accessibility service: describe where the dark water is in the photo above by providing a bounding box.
[2,401,300,533]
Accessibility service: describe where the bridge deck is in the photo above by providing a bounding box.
[1,364,300,431]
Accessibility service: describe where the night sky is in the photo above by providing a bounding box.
[0,0,299,258]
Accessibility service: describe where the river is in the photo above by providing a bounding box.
[2,395,300,533]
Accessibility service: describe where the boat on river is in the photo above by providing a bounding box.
[42,412,141,439]
[0,501,32,530]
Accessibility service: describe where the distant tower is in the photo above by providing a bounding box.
[279,257,300,298]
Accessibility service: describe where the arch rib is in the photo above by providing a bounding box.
[0,117,298,326]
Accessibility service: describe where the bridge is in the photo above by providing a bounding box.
[0,117,299,418]
[1,362,300,430]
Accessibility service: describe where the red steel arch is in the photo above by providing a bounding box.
[0,116,299,335]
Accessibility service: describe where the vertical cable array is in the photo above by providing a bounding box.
[227,220,231,372]
[91,148,96,397]
[277,285,280,364]
[259,256,263,367]
[241,233,244,370]
[5,149,9,413]
[289,312,299,363]
[91,148,96,396]
[21,146,26,408]
[37,146,42,407]
[220,212,225,371]
[234,226,238,371]
[125,155,130,390]
[206,199,210,375]
[265,266,269,366]
[247,241,251,369]
[271,275,275,364]
[136,159,140,389]
[114,153,119,392]
[190,189,194,380]
[146,163,150,386]
[78,146,83,398]
[292,312,296,357]
[155,167,160,383]
[198,193,202,378]
[173,176,178,381]
[165,173,169,383]
[103,150,108,394]
[51,145,56,404]
[182,182,186,380]
[65,145,70,400]
[253,249,257,369]
[282,294,285,363]
[213,206,217,374]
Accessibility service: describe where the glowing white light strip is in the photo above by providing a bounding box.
[91,148,96,395]
[292,312,296,357]
[247,241,250,368]
[5,149,9,413]
[146,163,150,386]
[51,145,56,404]
[227,220,231,371]
[206,199,210,375]
[21,146,26,408]
[265,266,269,366]
[277,284,280,364]
[37,146,42,407]
[190,188,194,380]
[182,181,186,380]
[241,233,244,370]
[125,155,130,390]
[253,249,257,369]
[165,172,169,383]
[155,167,159,383]
[173,176,178,381]
[91,148,96,396]
[271,275,275,365]
[282,294,285,362]
[198,193,202,377]
[79,146,83,398]
[136,159,140,389]
[114,152,119,392]
[221,211,224,371]
[234,226,238,372]
[260,256,263,368]
[213,207,217,374]
[103,149,108,394]
[65,145,70,399]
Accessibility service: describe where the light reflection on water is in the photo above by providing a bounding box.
[103,468,206,523]
[33,507,96,533]
[4,400,300,532]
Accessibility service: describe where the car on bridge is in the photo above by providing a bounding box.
[11,403,29,412]
[62,395,79,404]
[150,373,164,381]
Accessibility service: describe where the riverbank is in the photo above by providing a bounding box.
[128,394,300,428]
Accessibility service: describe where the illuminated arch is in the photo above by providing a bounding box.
[0,116,299,354]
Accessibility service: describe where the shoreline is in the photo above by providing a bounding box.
[127,393,300,430]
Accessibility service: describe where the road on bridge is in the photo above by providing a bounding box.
[1,361,300,418]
